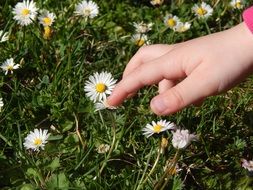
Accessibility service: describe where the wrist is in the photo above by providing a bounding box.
[226,22,253,72]
[240,22,253,71]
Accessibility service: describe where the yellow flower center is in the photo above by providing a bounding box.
[152,0,163,5]
[43,26,51,39]
[83,8,91,16]
[167,18,176,27]
[153,124,162,133]
[235,2,241,8]
[34,138,42,145]
[196,7,207,16]
[96,83,106,93]
[7,65,13,71]
[135,39,145,46]
[43,17,52,25]
[21,8,30,16]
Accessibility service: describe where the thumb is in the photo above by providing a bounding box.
[150,71,218,115]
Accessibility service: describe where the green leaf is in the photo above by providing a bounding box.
[20,184,34,190]
[46,157,61,172]
[42,75,50,84]
[48,135,63,141]
[26,168,44,185]
[26,168,40,179]
[47,173,69,190]
[62,120,74,132]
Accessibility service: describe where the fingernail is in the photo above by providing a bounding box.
[151,97,168,113]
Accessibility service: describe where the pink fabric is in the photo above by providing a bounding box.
[243,6,253,33]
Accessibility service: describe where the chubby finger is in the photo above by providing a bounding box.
[107,53,185,106]
[158,79,176,94]
[123,44,175,78]
[126,78,176,99]
[150,68,218,115]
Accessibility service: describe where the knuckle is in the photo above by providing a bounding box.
[135,65,148,85]
[169,87,185,108]
[137,45,150,56]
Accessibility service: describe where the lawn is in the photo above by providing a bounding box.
[1,0,253,189]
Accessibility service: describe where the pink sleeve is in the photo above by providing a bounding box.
[243,6,253,33]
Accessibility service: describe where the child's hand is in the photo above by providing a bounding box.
[107,23,253,115]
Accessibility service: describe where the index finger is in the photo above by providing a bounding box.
[123,44,175,78]
[107,52,185,106]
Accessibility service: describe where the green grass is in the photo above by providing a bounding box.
[1,0,253,189]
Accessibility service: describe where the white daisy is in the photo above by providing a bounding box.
[38,10,56,26]
[133,22,153,33]
[164,14,180,30]
[1,58,20,75]
[172,129,197,149]
[0,30,9,43]
[174,22,191,33]
[150,0,164,6]
[75,0,99,19]
[23,128,50,152]
[0,98,4,112]
[94,99,116,112]
[96,144,110,154]
[84,72,117,102]
[230,0,244,9]
[142,120,175,138]
[241,159,253,172]
[192,2,213,19]
[131,33,149,46]
[12,0,38,26]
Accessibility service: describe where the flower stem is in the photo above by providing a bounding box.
[135,147,154,190]
[136,144,162,190]
[203,19,211,34]
[99,112,116,175]
[74,113,85,148]
[154,149,181,190]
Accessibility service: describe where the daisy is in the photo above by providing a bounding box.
[75,0,99,19]
[150,0,164,6]
[142,120,175,138]
[38,10,56,26]
[1,58,20,75]
[0,30,9,43]
[230,0,244,9]
[192,2,213,19]
[174,22,191,33]
[241,159,253,172]
[164,14,180,30]
[96,144,110,154]
[23,128,50,152]
[84,72,117,102]
[133,22,153,33]
[0,98,4,112]
[172,129,197,149]
[94,99,116,112]
[131,33,149,46]
[12,0,38,26]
